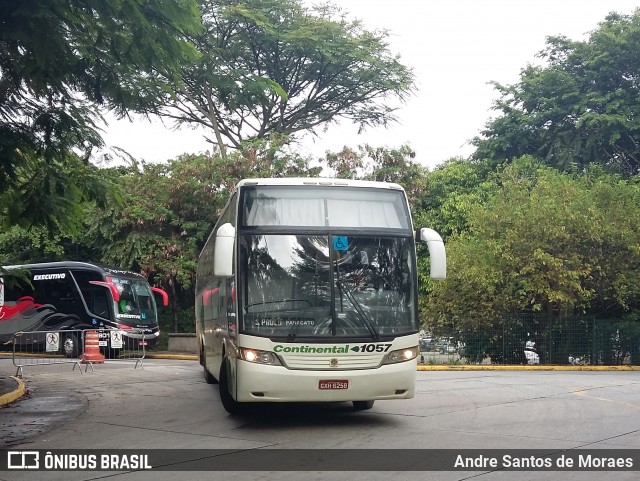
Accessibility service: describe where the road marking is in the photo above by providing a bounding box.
[572,389,640,410]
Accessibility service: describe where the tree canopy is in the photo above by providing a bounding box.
[473,9,640,176]
[161,0,414,155]
[424,159,640,329]
[0,0,202,230]
[81,142,320,331]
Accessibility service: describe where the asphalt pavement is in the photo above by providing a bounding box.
[0,376,16,396]
[0,373,24,406]
[0,351,196,407]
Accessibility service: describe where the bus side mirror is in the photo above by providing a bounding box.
[151,287,169,307]
[417,228,447,280]
[89,280,121,302]
[214,223,235,277]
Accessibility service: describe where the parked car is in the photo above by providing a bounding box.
[419,337,435,352]
[436,339,456,354]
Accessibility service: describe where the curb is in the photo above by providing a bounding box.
[417,364,640,371]
[0,376,26,406]
[145,353,198,361]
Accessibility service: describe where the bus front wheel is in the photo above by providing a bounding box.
[353,400,374,411]
[62,333,80,358]
[219,360,243,415]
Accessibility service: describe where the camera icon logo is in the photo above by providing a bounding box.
[7,451,39,469]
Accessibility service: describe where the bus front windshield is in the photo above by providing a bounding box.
[240,234,417,339]
[111,277,158,325]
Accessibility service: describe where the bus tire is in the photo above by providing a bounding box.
[219,360,243,415]
[352,400,374,411]
[62,332,80,358]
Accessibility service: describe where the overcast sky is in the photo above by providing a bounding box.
[101,0,640,170]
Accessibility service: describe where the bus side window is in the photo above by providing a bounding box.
[226,279,236,318]
[93,290,109,318]
[73,271,107,317]
[39,277,78,312]
[2,280,35,305]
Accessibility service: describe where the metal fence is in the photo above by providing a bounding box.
[421,314,640,366]
[9,328,147,376]
[95,327,147,370]
[10,329,84,376]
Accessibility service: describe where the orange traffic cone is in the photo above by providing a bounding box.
[79,330,105,364]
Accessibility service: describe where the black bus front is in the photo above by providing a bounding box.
[107,276,161,348]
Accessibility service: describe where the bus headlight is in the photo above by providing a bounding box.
[238,348,281,365]
[383,346,419,365]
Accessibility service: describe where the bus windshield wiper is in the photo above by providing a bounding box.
[286,305,315,341]
[287,326,297,342]
[336,280,379,341]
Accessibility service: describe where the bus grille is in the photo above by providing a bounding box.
[281,353,381,370]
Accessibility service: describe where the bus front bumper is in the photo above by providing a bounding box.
[235,360,416,403]
[122,329,160,348]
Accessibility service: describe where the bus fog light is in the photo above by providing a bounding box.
[239,348,281,365]
[383,346,419,365]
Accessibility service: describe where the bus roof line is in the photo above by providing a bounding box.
[235,178,405,191]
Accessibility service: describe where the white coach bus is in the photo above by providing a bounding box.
[195,178,446,414]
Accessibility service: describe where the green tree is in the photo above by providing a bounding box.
[415,158,493,240]
[0,0,202,229]
[161,0,414,157]
[0,151,118,235]
[84,144,320,332]
[84,158,222,333]
[473,10,640,175]
[324,144,428,207]
[0,226,67,265]
[424,159,640,334]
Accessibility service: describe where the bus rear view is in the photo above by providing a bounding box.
[196,178,446,414]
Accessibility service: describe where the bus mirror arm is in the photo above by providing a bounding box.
[89,280,120,302]
[151,287,169,307]
[417,228,447,280]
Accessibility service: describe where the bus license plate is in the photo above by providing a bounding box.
[319,380,348,390]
